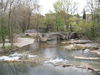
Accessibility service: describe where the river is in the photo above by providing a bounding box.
[0,40,100,75]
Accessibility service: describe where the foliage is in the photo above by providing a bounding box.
[0,0,100,48]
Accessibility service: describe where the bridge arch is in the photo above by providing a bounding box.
[48,33,65,40]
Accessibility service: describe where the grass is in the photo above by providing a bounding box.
[0,45,19,54]
[21,35,33,38]
[3,45,18,50]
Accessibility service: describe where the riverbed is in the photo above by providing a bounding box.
[0,39,100,75]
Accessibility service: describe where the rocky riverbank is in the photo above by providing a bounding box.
[0,38,35,54]
[0,39,100,75]
[61,40,100,54]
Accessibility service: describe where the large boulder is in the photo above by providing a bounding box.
[62,43,100,50]
[68,40,93,44]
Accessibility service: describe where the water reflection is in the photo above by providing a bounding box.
[0,62,96,75]
[0,62,38,75]
[43,48,57,59]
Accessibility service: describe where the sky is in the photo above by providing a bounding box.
[39,0,87,15]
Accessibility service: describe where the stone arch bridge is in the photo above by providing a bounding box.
[36,32,80,42]
[37,32,66,42]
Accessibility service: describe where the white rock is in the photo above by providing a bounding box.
[28,55,37,58]
[45,58,68,64]
[84,49,90,53]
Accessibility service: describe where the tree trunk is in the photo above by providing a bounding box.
[8,2,14,49]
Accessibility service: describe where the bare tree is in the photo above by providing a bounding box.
[12,0,40,33]
[60,0,78,15]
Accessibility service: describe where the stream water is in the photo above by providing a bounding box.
[0,40,100,75]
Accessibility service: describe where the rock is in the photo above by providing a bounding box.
[62,64,73,67]
[63,44,84,50]
[44,58,68,65]
[28,55,37,58]
[94,69,100,75]
[84,49,90,53]
[95,69,100,72]
[74,56,100,60]
[62,42,100,50]
[90,50,100,55]
[68,40,93,44]
[77,43,100,50]
[87,67,95,71]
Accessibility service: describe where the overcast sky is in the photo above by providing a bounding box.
[39,0,87,15]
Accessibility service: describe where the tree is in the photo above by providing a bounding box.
[0,0,9,48]
[7,0,16,48]
[44,13,56,32]
[54,0,62,12]
[86,0,100,38]
[53,0,78,32]
[10,0,40,33]
[83,9,86,20]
